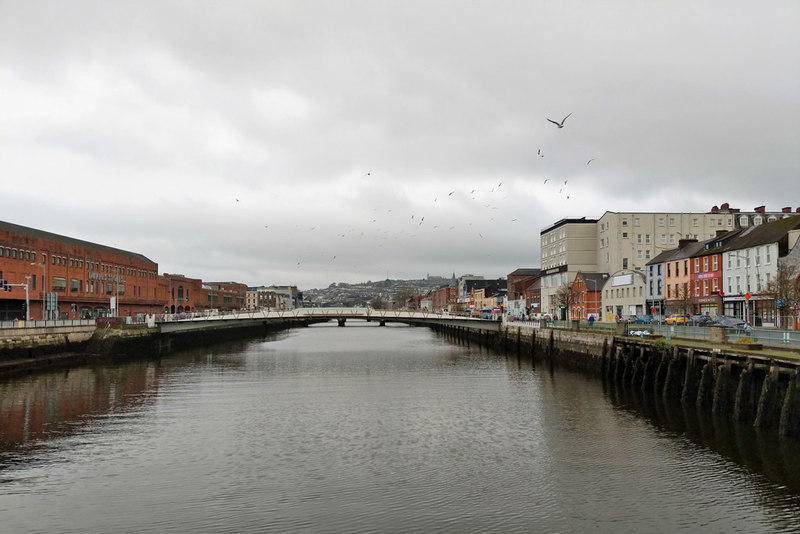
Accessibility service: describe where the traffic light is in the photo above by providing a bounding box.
[717,290,724,297]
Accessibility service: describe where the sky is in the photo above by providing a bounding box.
[2,1,799,290]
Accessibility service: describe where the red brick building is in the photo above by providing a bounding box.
[1,220,162,320]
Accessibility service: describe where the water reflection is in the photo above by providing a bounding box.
[604,382,800,493]
[0,324,797,534]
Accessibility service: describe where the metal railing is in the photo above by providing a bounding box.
[502,317,800,350]
[0,319,97,329]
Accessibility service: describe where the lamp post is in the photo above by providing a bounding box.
[730,252,756,324]
[24,276,30,321]
[586,277,599,320]
[31,262,46,320]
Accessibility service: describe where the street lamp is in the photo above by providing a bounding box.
[586,277,599,320]
[24,276,30,321]
[730,251,758,324]
[31,262,46,321]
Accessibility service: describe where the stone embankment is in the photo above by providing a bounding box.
[431,322,800,439]
[0,317,300,378]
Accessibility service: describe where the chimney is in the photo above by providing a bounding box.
[678,238,698,249]
[715,230,727,237]
[711,205,719,213]
[720,202,730,210]
[782,207,792,213]
[754,205,766,215]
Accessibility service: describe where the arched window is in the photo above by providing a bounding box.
[178,286,184,300]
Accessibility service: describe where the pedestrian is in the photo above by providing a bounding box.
[588,315,595,328]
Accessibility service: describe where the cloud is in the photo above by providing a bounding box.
[2,0,798,289]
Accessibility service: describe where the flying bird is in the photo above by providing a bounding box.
[546,113,572,128]
[587,158,595,165]
[448,190,455,196]
[543,179,549,184]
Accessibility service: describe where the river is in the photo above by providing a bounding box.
[1,322,799,533]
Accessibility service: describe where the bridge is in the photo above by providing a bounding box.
[156,307,501,333]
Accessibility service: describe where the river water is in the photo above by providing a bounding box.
[1,322,799,533]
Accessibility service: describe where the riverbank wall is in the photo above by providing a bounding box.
[0,317,306,378]
[430,322,800,439]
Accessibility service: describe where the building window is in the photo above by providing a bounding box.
[669,217,675,226]
[766,247,771,263]
[710,219,715,227]
[52,277,67,291]
[703,280,708,296]
[658,217,664,226]
[694,281,700,297]
[106,283,113,294]
[693,218,699,227]
[70,278,79,292]
[634,217,640,226]
[637,250,643,259]
[712,256,718,271]
[735,276,741,293]
[703,257,708,272]
[694,258,700,273]
[713,278,719,292]
[637,234,642,244]
[645,234,651,244]
[622,218,628,226]
[645,250,651,259]
[669,234,675,244]
[622,258,628,269]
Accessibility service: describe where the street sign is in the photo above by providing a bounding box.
[744,292,752,300]
[777,299,785,308]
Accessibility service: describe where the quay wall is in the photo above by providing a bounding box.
[428,322,800,439]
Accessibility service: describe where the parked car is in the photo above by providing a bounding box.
[664,314,689,325]
[687,314,715,326]
[713,315,746,328]
[634,315,652,324]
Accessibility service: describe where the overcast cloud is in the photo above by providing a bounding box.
[2,1,798,289]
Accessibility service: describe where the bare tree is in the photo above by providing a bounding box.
[554,281,579,320]
[759,261,800,328]
[393,287,418,310]
[369,295,388,310]
[667,282,692,316]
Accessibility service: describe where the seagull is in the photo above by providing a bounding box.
[364,170,372,176]
[537,149,541,155]
[546,113,572,128]
[498,182,502,188]
[564,180,568,185]
[587,158,595,165]
[543,179,549,184]
[448,190,455,196]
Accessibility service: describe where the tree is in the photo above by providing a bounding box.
[393,287,418,310]
[554,281,579,320]
[667,282,692,316]
[369,295,388,310]
[759,261,800,328]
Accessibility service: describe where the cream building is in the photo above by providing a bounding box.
[540,206,751,320]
